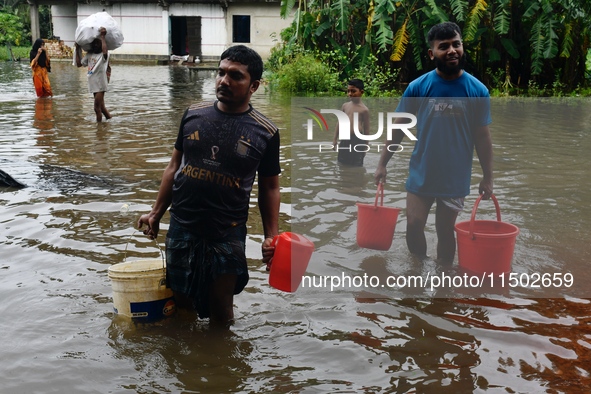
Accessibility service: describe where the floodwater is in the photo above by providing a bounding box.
[1,60,590,393]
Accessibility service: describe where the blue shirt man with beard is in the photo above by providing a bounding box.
[375,22,493,265]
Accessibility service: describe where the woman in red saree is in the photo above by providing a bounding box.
[30,39,53,98]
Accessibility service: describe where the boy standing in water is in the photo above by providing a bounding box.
[333,79,370,166]
[75,27,111,122]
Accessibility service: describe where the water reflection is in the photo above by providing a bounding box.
[108,314,253,391]
[335,163,369,195]
[33,98,54,131]
[1,61,591,393]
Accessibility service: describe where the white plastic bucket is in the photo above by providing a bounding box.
[108,258,176,322]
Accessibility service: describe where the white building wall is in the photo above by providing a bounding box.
[50,2,291,60]
[226,3,290,59]
[168,3,225,60]
[51,4,78,47]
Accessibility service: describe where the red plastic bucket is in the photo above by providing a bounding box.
[269,232,315,292]
[356,183,401,251]
[455,194,519,274]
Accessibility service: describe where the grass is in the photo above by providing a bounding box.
[0,46,30,62]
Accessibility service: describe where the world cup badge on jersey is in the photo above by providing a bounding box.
[211,146,219,160]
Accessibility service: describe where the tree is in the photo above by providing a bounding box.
[278,0,591,92]
[2,0,24,9]
[39,4,52,39]
[0,10,24,60]
[0,10,24,45]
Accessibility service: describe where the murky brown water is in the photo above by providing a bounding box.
[1,61,590,393]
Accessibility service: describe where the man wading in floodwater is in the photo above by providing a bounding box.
[75,27,112,122]
[374,22,493,265]
[138,45,281,327]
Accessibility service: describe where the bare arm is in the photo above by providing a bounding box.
[137,148,183,239]
[374,124,406,185]
[258,175,280,267]
[333,103,346,149]
[99,27,108,60]
[360,106,370,135]
[474,124,493,199]
[74,43,82,67]
[332,123,339,149]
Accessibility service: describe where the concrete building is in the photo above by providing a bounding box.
[31,0,292,61]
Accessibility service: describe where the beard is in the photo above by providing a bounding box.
[434,53,466,76]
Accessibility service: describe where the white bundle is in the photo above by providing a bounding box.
[75,12,124,51]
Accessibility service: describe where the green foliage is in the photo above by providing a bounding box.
[371,0,395,52]
[526,79,547,96]
[266,38,303,73]
[425,0,449,23]
[493,0,511,35]
[449,0,468,21]
[560,22,574,58]
[39,5,53,39]
[266,50,341,94]
[407,18,425,71]
[463,0,487,42]
[1,0,26,9]
[500,38,519,59]
[0,10,24,46]
[349,52,401,96]
[331,0,351,33]
[279,0,297,19]
[272,0,591,95]
[266,41,401,96]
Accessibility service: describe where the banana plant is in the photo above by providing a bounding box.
[277,0,591,90]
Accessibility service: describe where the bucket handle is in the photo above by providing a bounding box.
[374,182,385,209]
[123,230,165,269]
[469,193,501,240]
